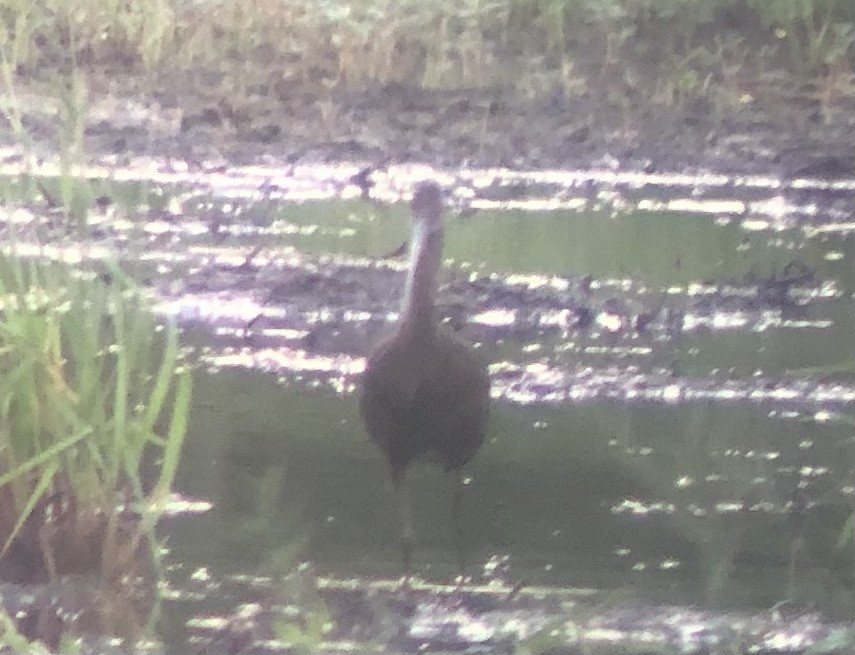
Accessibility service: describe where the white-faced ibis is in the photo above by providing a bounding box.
[360,181,490,573]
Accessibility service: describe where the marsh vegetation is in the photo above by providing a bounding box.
[0,0,852,653]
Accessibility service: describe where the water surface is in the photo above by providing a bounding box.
[1,156,854,650]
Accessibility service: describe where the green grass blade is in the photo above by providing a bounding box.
[152,368,191,506]
[142,319,179,431]
[0,427,91,488]
[1,460,58,557]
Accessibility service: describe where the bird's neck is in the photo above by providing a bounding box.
[400,220,443,340]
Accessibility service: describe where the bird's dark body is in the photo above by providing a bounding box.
[360,328,489,479]
[358,180,489,571]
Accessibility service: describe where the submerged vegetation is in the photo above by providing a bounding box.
[0,254,191,639]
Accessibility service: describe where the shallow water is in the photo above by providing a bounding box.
[0,155,854,650]
[149,164,853,597]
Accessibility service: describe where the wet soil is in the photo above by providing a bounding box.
[182,570,855,655]
[7,48,855,178]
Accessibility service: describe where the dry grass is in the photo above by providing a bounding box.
[0,0,850,104]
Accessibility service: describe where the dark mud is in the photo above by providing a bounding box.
[181,570,855,655]
[7,52,855,179]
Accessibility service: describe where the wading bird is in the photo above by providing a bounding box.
[360,181,490,574]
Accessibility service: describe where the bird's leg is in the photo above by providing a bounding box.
[393,469,414,576]
[450,469,467,577]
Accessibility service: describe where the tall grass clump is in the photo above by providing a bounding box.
[1,0,853,105]
[0,0,176,71]
[747,0,855,76]
[0,254,191,637]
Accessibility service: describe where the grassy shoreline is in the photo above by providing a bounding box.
[1,1,853,105]
[0,1,852,177]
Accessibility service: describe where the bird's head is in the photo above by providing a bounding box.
[410,181,444,233]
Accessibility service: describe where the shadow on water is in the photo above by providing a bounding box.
[1,159,854,652]
[175,372,854,600]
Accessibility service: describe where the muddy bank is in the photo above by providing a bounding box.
[183,571,855,655]
[7,52,855,179]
